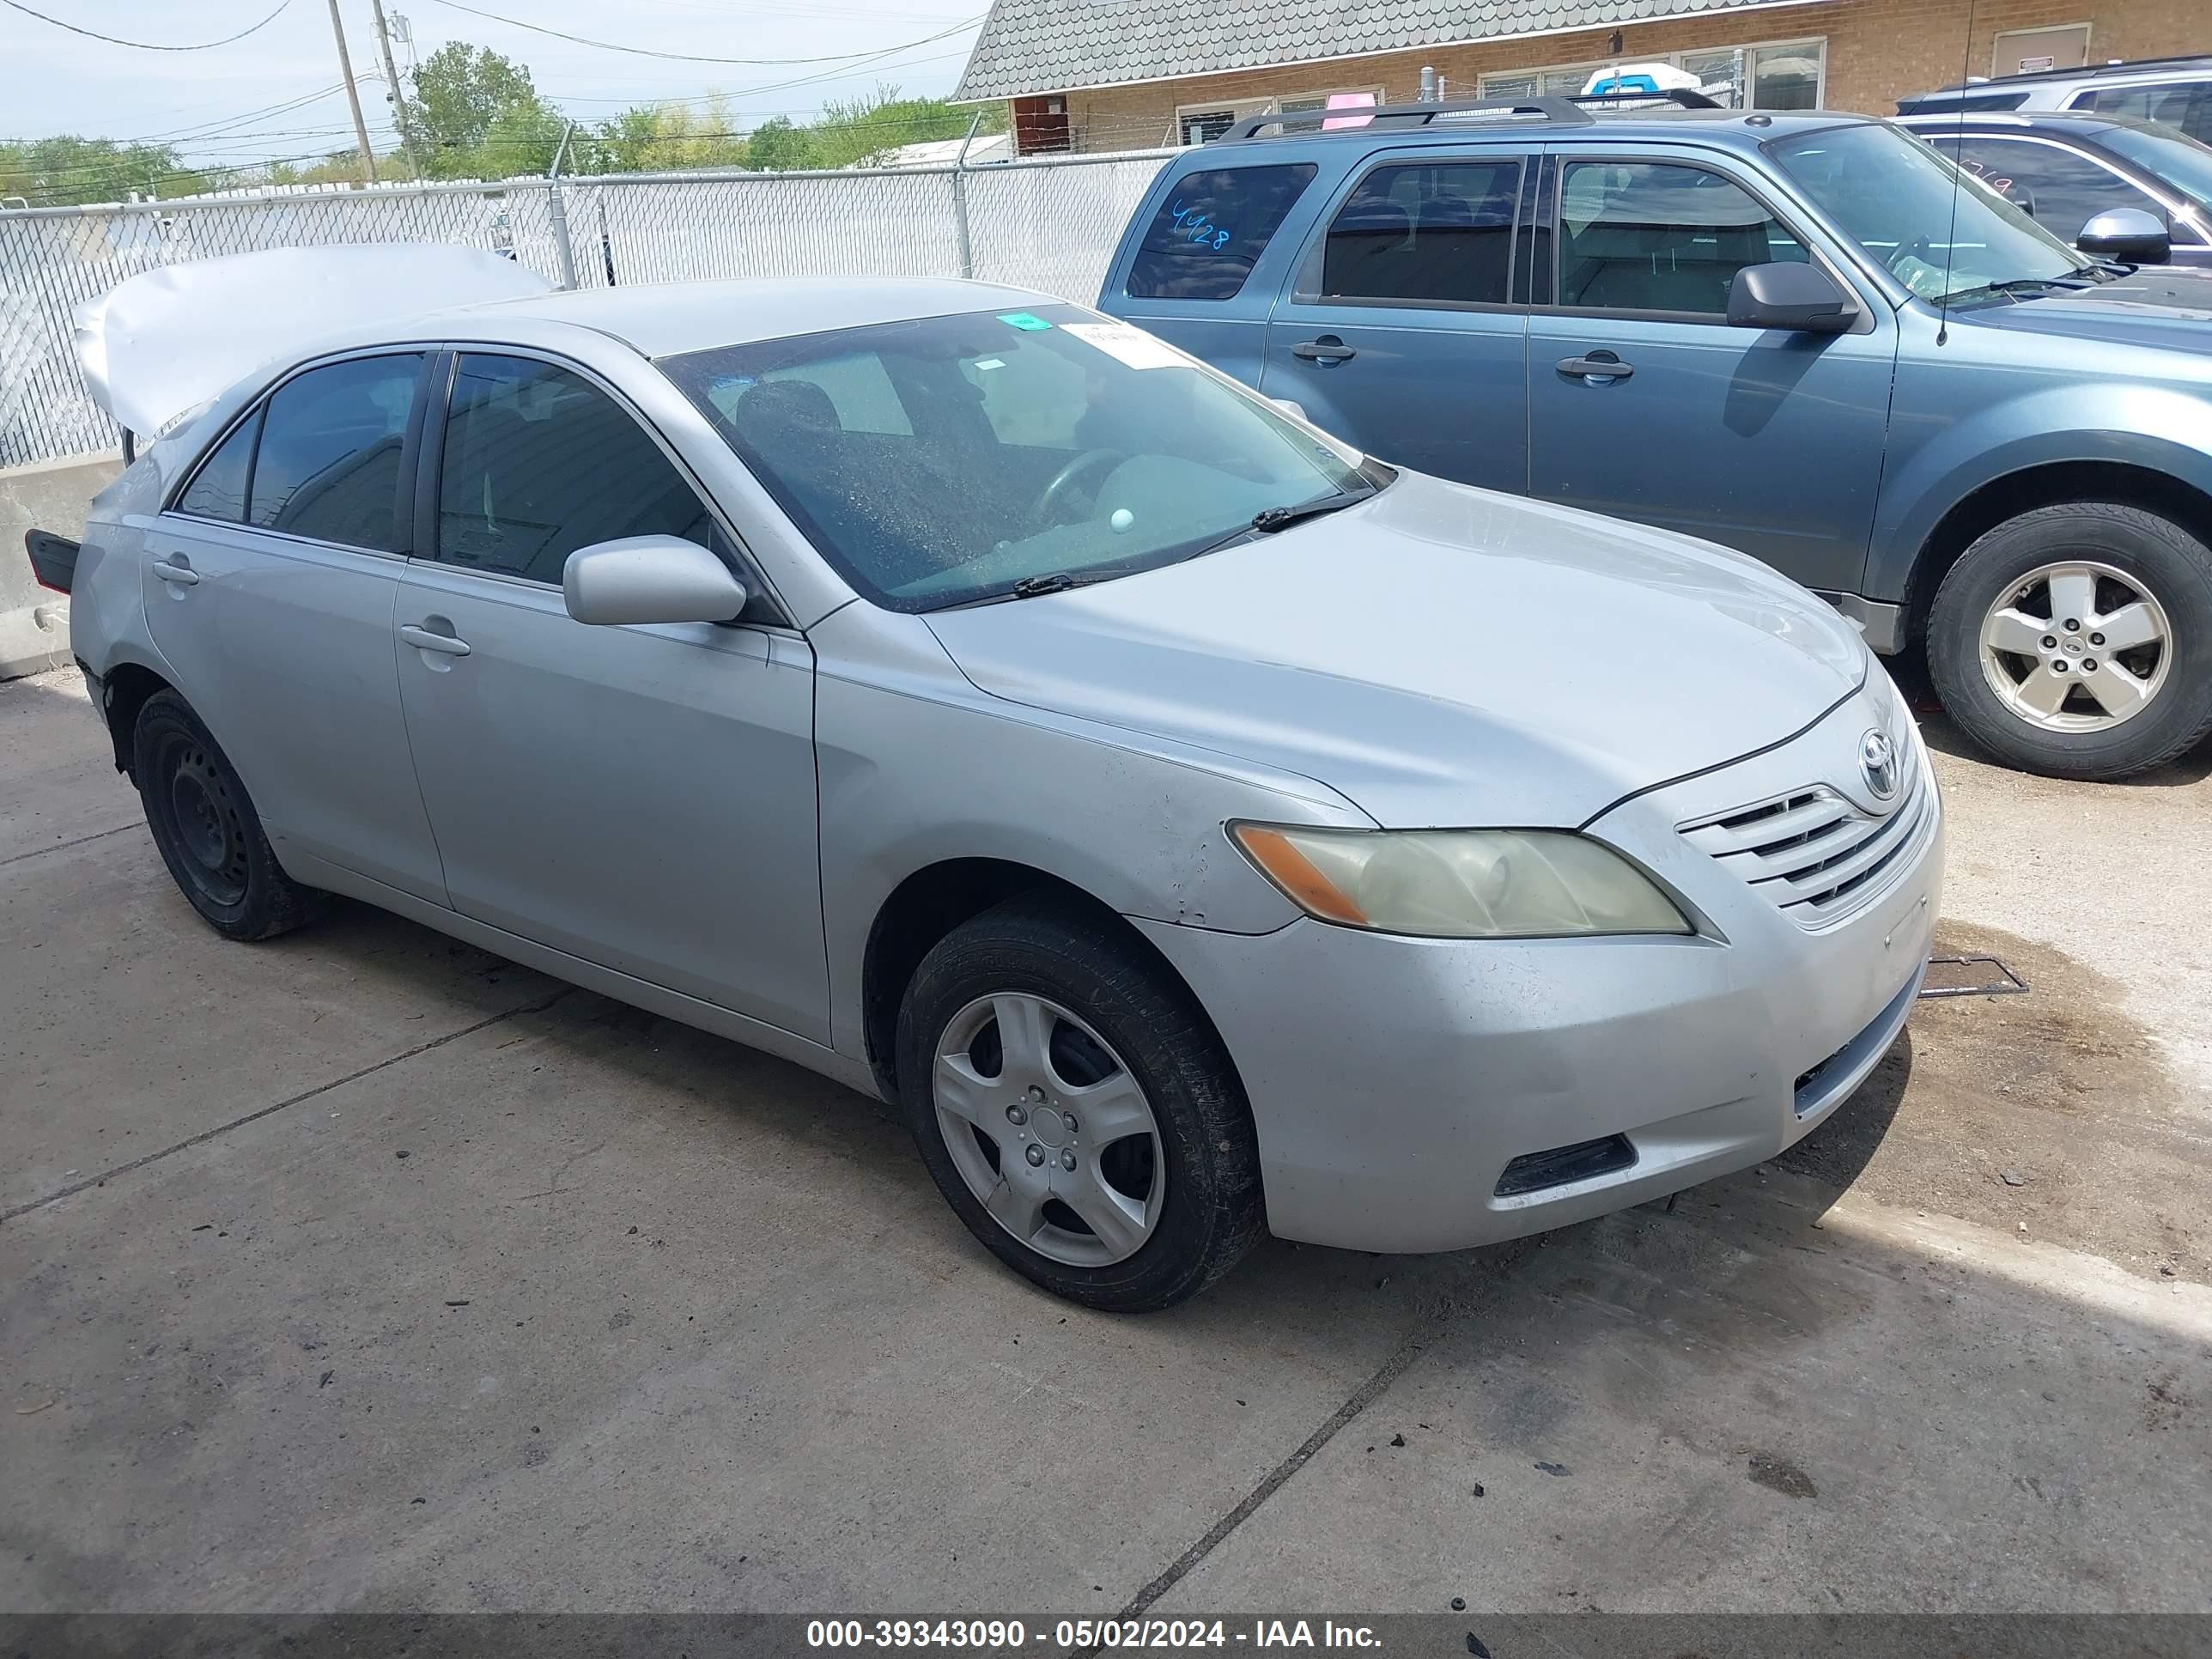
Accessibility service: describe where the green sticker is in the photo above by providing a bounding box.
[998,311,1052,331]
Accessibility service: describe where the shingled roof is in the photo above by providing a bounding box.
[953,0,1800,100]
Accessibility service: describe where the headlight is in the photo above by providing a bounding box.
[1230,823,1692,939]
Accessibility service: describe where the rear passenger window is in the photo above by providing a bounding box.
[1556,161,1808,316]
[433,354,713,585]
[2084,82,2212,143]
[177,407,260,521]
[1127,164,1318,301]
[1322,159,1522,306]
[248,355,423,551]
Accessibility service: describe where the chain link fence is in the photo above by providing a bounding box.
[0,147,1173,469]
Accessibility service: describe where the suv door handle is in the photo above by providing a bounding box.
[1291,336,1357,364]
[150,556,200,586]
[1557,351,1634,382]
[399,622,471,657]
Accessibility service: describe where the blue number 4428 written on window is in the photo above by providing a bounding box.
[1168,199,1232,252]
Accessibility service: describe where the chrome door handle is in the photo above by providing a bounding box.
[1556,352,1633,382]
[151,558,200,586]
[1291,337,1356,363]
[399,623,471,657]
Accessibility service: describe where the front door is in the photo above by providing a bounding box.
[141,351,449,902]
[1525,154,1895,595]
[1263,150,1531,493]
[393,350,829,1041]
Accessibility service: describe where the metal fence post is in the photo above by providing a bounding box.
[951,112,982,279]
[545,123,580,291]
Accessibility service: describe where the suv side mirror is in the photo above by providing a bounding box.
[1727,261,1856,333]
[563,535,748,626]
[2076,206,2170,264]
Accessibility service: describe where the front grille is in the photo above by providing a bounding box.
[1680,745,1929,927]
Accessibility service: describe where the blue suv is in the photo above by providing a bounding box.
[1098,97,2212,781]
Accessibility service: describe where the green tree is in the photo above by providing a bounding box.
[409,42,556,178]
[743,115,815,173]
[806,85,1004,170]
[588,99,746,174]
[0,136,212,206]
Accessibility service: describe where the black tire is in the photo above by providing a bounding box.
[1927,502,2212,781]
[896,897,1264,1313]
[132,690,322,941]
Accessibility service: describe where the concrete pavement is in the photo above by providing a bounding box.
[3,665,2207,1615]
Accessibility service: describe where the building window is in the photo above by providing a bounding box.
[1173,88,1385,146]
[1479,37,1826,110]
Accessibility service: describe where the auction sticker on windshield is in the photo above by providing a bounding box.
[1063,321,1187,370]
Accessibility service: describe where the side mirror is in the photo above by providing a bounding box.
[1727,261,1856,333]
[563,535,748,626]
[2077,206,2170,264]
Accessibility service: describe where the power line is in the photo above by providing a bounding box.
[415,0,981,66]
[0,0,295,52]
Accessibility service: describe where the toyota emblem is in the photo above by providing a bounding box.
[1860,729,1899,801]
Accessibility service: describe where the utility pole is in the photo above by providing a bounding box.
[326,0,380,185]
[371,0,424,179]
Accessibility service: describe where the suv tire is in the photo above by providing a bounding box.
[896,897,1264,1312]
[1927,502,2212,781]
[133,690,324,941]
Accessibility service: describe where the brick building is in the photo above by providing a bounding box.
[953,0,2209,154]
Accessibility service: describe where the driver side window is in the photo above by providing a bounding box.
[1556,161,1809,316]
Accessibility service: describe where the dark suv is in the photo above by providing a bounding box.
[1098,97,2212,781]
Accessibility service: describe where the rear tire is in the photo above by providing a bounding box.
[896,897,1264,1312]
[133,690,322,941]
[1927,502,2212,781]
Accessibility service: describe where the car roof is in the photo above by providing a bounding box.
[422,274,1060,361]
[1196,105,1875,160]
[1893,108,2130,133]
[1905,54,2212,99]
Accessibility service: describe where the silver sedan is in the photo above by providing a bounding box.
[58,275,1942,1310]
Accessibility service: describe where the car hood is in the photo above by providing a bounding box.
[1962,264,2212,358]
[923,472,1867,829]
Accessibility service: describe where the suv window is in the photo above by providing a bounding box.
[247,354,423,550]
[1127,164,1318,301]
[1935,136,2153,243]
[1557,161,1808,315]
[2082,81,2212,143]
[177,406,261,521]
[432,353,713,584]
[1321,159,1521,306]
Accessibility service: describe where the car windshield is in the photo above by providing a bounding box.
[660,304,1373,611]
[2097,119,2212,214]
[1769,121,2098,301]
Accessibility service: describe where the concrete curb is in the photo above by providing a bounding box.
[2,450,123,681]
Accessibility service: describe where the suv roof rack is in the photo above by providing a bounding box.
[1216,87,1720,142]
[1924,52,2212,93]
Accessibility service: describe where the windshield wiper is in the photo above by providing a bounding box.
[1004,568,1134,600]
[1249,486,1370,533]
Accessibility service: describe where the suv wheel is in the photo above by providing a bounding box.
[896,898,1264,1312]
[1927,502,2212,781]
[133,690,323,940]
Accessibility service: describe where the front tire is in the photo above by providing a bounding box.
[896,898,1264,1312]
[133,690,322,941]
[1927,502,2212,781]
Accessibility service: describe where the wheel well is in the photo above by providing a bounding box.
[99,662,172,777]
[860,859,1221,1103]
[1906,462,2212,641]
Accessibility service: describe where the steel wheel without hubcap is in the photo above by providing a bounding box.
[160,738,252,907]
[1979,560,2172,733]
[932,992,1165,1267]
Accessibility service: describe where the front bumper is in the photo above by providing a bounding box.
[1133,692,1943,1255]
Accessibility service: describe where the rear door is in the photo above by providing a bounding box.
[1261,148,1532,492]
[392,349,828,1041]
[1107,158,1324,391]
[1523,148,1896,595]
[141,351,449,903]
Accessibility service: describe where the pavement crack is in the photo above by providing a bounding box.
[1,988,571,1224]
[1100,1282,1468,1639]
[0,822,139,870]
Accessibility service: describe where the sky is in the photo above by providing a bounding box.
[0,0,991,166]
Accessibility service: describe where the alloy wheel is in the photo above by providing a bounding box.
[932,993,1165,1267]
[1978,560,2171,733]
